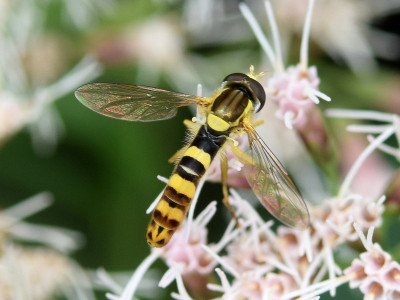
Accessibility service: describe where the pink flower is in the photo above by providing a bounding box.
[263,272,296,299]
[268,65,329,130]
[344,259,367,288]
[360,244,392,276]
[161,222,215,276]
[381,261,400,291]
[343,226,400,300]
[359,279,385,300]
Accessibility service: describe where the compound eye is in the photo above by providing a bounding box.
[223,73,249,82]
[223,73,266,113]
[248,77,266,112]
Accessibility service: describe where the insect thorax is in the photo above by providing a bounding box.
[211,86,251,123]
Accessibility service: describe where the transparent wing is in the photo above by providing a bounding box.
[75,83,203,122]
[241,126,310,228]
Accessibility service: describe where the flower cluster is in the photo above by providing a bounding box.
[97,1,400,300]
[268,65,328,130]
[240,0,338,188]
[345,243,400,300]
[0,0,102,152]
[0,1,104,298]
[205,191,387,300]
[0,193,94,300]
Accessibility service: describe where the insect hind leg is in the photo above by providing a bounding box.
[220,150,240,227]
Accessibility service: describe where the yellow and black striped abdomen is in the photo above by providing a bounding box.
[147,126,226,247]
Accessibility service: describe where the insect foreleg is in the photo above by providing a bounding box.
[227,139,254,166]
[252,119,264,127]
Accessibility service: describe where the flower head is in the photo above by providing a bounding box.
[343,226,400,300]
[268,65,329,130]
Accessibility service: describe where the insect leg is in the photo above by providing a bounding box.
[168,120,201,164]
[227,139,254,166]
[252,119,264,127]
[220,150,240,227]
[168,146,188,164]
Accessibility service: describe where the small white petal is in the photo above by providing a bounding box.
[284,111,295,130]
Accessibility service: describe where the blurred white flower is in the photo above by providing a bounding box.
[0,192,94,300]
[271,0,380,73]
[0,0,103,152]
[0,243,94,300]
[1,192,84,253]
[326,109,400,197]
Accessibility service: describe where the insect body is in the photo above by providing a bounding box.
[75,71,310,248]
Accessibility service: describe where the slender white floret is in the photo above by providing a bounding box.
[284,111,295,129]
[170,265,193,300]
[96,268,123,295]
[213,219,239,253]
[9,222,84,253]
[159,267,177,288]
[304,87,331,103]
[339,126,395,198]
[106,250,161,300]
[146,175,169,215]
[215,268,232,292]
[353,223,373,252]
[146,190,163,214]
[368,135,400,159]
[347,124,392,134]
[393,114,400,146]
[157,175,169,184]
[26,55,102,125]
[325,245,339,296]
[65,261,97,300]
[1,193,84,253]
[283,276,348,300]
[325,109,395,122]
[301,250,326,288]
[192,200,217,230]
[327,109,400,165]
[185,178,206,242]
[300,0,315,70]
[2,192,52,220]
[239,2,276,68]
[265,0,283,72]
[201,244,240,278]
[266,257,301,282]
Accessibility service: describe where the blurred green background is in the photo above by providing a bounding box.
[1,0,400,299]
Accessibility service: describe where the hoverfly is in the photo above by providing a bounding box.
[75,70,310,248]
